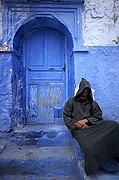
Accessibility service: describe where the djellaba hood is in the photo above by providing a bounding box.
[75,78,93,101]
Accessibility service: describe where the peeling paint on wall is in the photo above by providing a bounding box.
[0,1,3,43]
[1,0,119,46]
[83,0,119,46]
[0,42,10,51]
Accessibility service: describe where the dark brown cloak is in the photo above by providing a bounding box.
[63,78,119,175]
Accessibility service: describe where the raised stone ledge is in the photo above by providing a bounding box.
[0,42,10,52]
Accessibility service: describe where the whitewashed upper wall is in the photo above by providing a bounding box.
[0,0,119,46]
[83,0,119,46]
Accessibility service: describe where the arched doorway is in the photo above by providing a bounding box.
[13,17,74,127]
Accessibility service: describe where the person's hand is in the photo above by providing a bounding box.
[75,119,89,129]
[81,124,89,129]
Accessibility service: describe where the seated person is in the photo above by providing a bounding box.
[63,78,119,175]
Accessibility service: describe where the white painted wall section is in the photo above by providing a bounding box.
[83,0,119,46]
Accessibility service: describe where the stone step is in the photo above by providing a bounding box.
[0,142,78,179]
[0,175,75,180]
[12,131,75,147]
[78,160,119,180]
[12,124,75,147]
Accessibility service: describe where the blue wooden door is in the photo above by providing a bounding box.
[23,28,66,124]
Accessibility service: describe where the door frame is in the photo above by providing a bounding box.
[13,16,74,127]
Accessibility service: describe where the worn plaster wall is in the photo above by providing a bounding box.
[0,0,118,46]
[83,0,119,46]
[0,1,12,132]
[0,2,118,179]
[0,1,3,43]
[0,53,12,132]
[75,0,119,122]
[0,0,119,132]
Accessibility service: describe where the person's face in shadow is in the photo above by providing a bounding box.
[79,87,90,101]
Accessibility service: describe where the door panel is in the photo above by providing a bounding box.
[23,28,66,124]
[29,71,64,81]
[28,29,46,69]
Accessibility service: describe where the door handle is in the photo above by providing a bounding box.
[28,67,31,70]
[50,68,54,71]
[62,63,66,71]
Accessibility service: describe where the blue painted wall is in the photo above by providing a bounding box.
[0,1,119,180]
[0,1,119,131]
[74,46,119,122]
[0,52,12,132]
[0,46,119,132]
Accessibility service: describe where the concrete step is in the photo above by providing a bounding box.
[0,142,77,179]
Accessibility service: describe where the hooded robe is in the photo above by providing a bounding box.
[63,78,119,175]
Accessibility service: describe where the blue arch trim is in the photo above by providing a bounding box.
[13,16,73,52]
